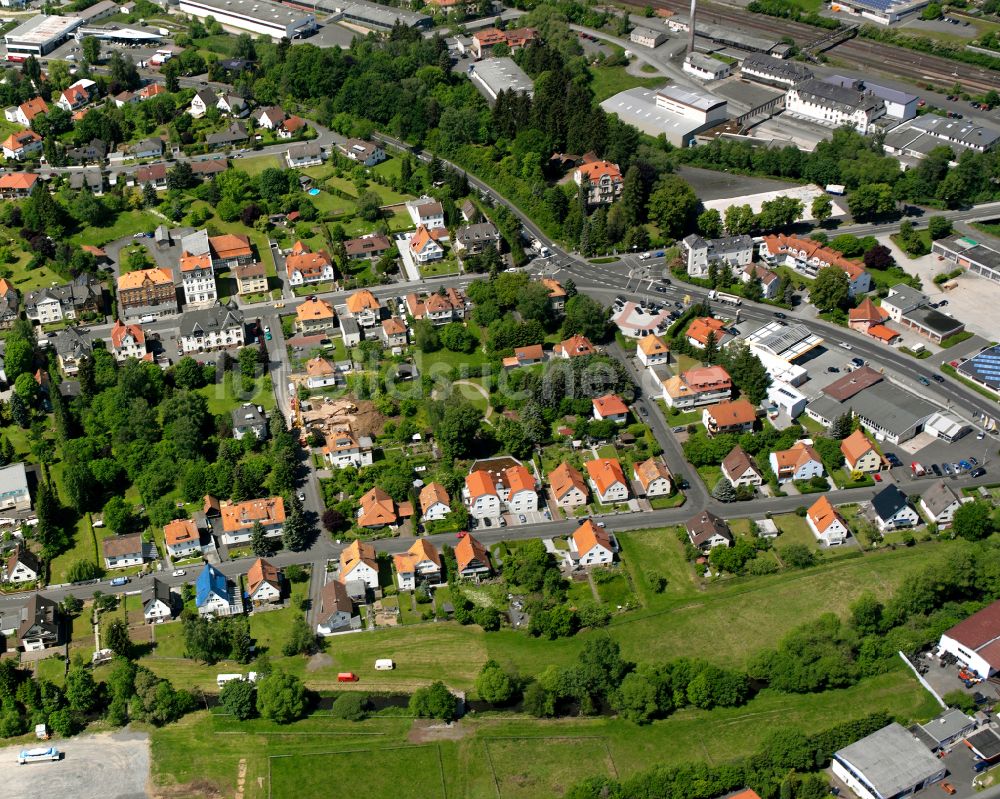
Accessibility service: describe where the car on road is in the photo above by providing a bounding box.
[971,467,987,478]
[917,376,930,386]
[678,479,690,490]
[655,286,667,293]
[264,326,272,341]
[674,301,684,309]
[672,426,686,433]
[661,278,672,285]
[638,252,651,260]
[774,312,786,319]
[518,514,526,524]
[839,342,853,350]
[172,570,186,577]
[297,492,305,501]
[638,405,648,416]
[932,374,945,383]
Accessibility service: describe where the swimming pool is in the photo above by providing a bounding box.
[308,188,321,196]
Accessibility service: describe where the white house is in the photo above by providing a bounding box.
[338,540,379,591]
[419,482,451,522]
[408,226,444,263]
[686,510,732,550]
[592,394,629,424]
[571,520,615,567]
[785,78,886,135]
[869,485,920,532]
[919,481,965,528]
[721,445,763,488]
[179,305,245,354]
[179,251,217,308]
[247,558,282,606]
[322,430,374,469]
[633,458,672,497]
[189,88,218,118]
[196,564,234,617]
[102,532,146,570]
[505,464,538,514]
[681,234,754,279]
[3,546,39,584]
[304,356,338,389]
[317,579,358,635]
[109,320,147,361]
[769,441,824,484]
[142,579,175,623]
[285,141,323,168]
[548,462,588,509]
[585,458,629,504]
[464,470,501,520]
[841,429,882,474]
[806,496,849,546]
[393,539,441,591]
[406,196,445,229]
[164,518,201,560]
[341,138,386,166]
[637,334,670,367]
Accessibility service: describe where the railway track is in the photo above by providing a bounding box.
[623,0,1000,94]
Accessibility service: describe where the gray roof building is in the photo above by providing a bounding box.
[469,57,534,102]
[916,708,977,749]
[919,480,960,520]
[327,0,431,28]
[740,52,813,86]
[180,304,244,339]
[808,380,937,445]
[455,222,500,250]
[231,403,267,440]
[933,234,1000,285]
[790,78,884,116]
[833,723,945,799]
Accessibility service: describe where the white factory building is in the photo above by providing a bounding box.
[5,14,84,57]
[177,0,315,39]
[785,78,886,135]
[601,84,728,148]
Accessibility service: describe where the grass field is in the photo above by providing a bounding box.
[196,372,276,415]
[485,736,616,798]
[236,155,283,176]
[69,209,160,249]
[48,515,98,584]
[588,66,663,102]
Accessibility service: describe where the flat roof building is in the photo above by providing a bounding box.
[933,234,1000,285]
[740,52,813,87]
[833,0,931,25]
[744,321,823,362]
[177,0,316,39]
[5,14,84,56]
[656,84,729,125]
[832,722,945,799]
[468,57,533,102]
[602,86,727,148]
[327,0,431,29]
[683,52,731,82]
[884,115,1000,161]
[955,344,1000,398]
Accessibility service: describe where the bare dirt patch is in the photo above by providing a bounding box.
[154,778,225,799]
[407,719,474,744]
[305,652,334,672]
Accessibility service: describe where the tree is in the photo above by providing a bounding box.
[522,681,556,717]
[167,161,194,191]
[4,336,34,382]
[412,319,440,352]
[561,294,609,341]
[952,501,994,541]
[811,194,833,224]
[612,671,660,724]
[780,544,817,569]
[256,671,306,724]
[331,692,369,720]
[921,1,942,18]
[102,496,135,536]
[104,618,132,658]
[723,342,771,405]
[282,493,309,551]
[322,508,346,534]
[220,679,257,720]
[436,402,484,459]
[697,209,723,238]
[356,190,382,222]
[712,477,736,503]
[250,521,275,557]
[409,681,457,720]
[811,266,850,311]
[476,660,514,705]
[927,216,953,240]
[81,35,101,65]
[647,174,698,239]
[863,245,894,271]
[942,689,977,714]
[847,183,895,221]
[282,615,320,656]
[65,664,99,714]
[724,204,756,236]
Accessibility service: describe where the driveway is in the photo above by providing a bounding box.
[0,731,150,799]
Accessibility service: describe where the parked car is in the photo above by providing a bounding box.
[931,464,942,476]
[873,473,882,482]
[971,467,987,478]
[943,463,953,475]
[661,278,672,285]
[518,514,526,524]
[940,783,956,795]
[827,366,840,373]
[264,326,272,341]
[774,312,786,319]
[970,457,978,466]
[885,452,902,467]
[172,570,186,577]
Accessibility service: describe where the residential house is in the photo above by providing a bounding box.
[455,533,491,579]
[296,296,335,333]
[317,578,359,634]
[703,400,756,436]
[686,510,733,550]
[129,137,164,159]
[543,278,567,314]
[6,96,47,127]
[637,333,670,367]
[338,539,380,595]
[505,464,538,514]
[681,234,754,278]
[66,139,107,165]
[571,520,615,567]
[345,234,391,261]
[806,495,849,546]
[409,225,444,263]
[633,457,672,497]
[592,394,629,423]
[114,90,138,107]
[841,429,881,474]
[340,138,386,166]
[454,222,500,255]
[548,462,589,509]
[380,317,407,349]
[393,538,441,590]
[247,558,282,606]
[461,199,478,222]
[345,290,381,328]
[164,518,201,560]
[26,274,103,323]
[919,480,965,528]
[881,284,965,344]
[179,304,245,353]
[305,356,338,389]
[191,159,228,179]
[3,546,39,584]
[102,532,146,570]
[178,253,217,308]
[278,116,307,139]
[848,297,898,344]
[142,578,176,623]
[217,94,247,117]
[0,463,31,511]
[219,496,285,545]
[232,403,267,441]
[405,196,446,230]
[135,162,168,190]
[0,277,17,329]
[196,564,234,617]
[721,445,763,488]
[18,595,60,651]
[254,106,285,130]
[139,83,167,101]
[686,317,728,349]
[0,172,37,199]
[420,482,451,522]
[1,129,42,160]
[234,262,268,295]
[405,289,467,324]
[206,122,249,150]
[464,470,501,520]
[118,267,177,319]
[109,320,147,361]
[286,141,324,168]
[554,334,595,359]
[189,88,219,118]
[471,26,537,58]
[585,458,629,504]
[759,234,872,296]
[357,486,411,529]
[56,80,93,112]
[501,344,544,369]
[742,264,781,299]
[286,242,335,286]
[322,429,374,469]
[54,327,92,376]
[769,441,824,483]
[574,160,624,205]
[661,365,732,409]
[869,485,920,532]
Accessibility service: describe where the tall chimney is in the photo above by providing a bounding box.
[687,0,697,55]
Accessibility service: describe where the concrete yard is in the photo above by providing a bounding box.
[0,731,150,799]
[701,183,848,222]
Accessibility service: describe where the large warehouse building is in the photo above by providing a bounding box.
[325,0,431,29]
[832,723,945,799]
[177,0,316,40]
[5,15,84,58]
[938,598,1000,678]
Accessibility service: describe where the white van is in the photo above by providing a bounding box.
[216,673,244,688]
[374,659,395,671]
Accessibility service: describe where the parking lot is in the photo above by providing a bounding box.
[0,731,150,799]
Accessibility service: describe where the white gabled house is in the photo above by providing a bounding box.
[571,520,615,567]
[806,496,849,546]
[143,579,176,623]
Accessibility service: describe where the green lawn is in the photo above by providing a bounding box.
[48,516,99,584]
[485,736,616,799]
[772,513,825,555]
[594,571,638,610]
[35,656,66,687]
[237,155,284,176]
[195,372,276,416]
[415,345,489,374]
[419,259,461,278]
[588,65,663,102]
[69,209,160,249]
